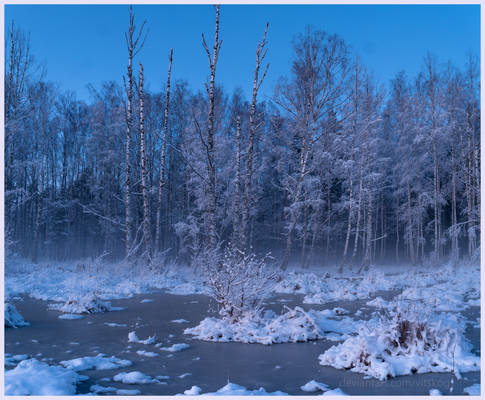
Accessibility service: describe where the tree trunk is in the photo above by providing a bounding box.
[240,23,269,247]
[138,63,152,259]
[202,5,222,248]
[155,48,173,251]
[232,116,242,242]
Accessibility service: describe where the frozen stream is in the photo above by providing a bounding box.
[5,291,480,395]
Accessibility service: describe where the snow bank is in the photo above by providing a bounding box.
[5,259,209,307]
[429,388,442,396]
[160,343,190,352]
[185,306,358,345]
[5,359,87,395]
[128,331,156,344]
[49,293,113,314]
[319,302,480,380]
[60,354,132,371]
[113,371,159,384]
[178,382,288,396]
[5,303,29,328]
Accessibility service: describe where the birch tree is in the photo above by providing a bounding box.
[155,49,173,251]
[240,23,269,247]
[123,5,147,258]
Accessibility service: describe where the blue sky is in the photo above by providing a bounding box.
[5,4,480,102]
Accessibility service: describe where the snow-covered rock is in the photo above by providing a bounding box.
[5,303,29,328]
[5,359,87,395]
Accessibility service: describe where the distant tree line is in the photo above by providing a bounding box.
[5,7,480,268]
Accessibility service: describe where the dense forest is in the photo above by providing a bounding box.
[5,6,480,268]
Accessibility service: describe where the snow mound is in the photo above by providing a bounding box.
[185,306,358,345]
[128,331,156,344]
[5,303,29,328]
[60,354,132,371]
[136,350,159,357]
[300,380,330,392]
[463,384,480,395]
[113,371,159,384]
[160,343,190,352]
[319,302,480,380]
[5,359,87,395]
[429,388,442,396]
[178,382,288,396]
[184,385,202,395]
[49,293,113,314]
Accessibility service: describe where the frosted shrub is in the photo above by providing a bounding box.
[319,300,479,380]
[198,244,276,323]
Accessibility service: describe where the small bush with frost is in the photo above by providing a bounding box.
[196,244,276,323]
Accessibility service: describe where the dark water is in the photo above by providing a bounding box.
[5,292,480,395]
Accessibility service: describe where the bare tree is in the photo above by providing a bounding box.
[138,63,152,259]
[240,23,269,247]
[123,5,147,257]
[201,5,222,248]
[155,49,173,251]
[233,116,242,242]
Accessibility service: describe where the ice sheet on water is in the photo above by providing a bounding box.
[113,371,159,384]
[136,350,159,357]
[160,343,190,352]
[60,354,132,371]
[5,359,88,395]
[58,313,84,320]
